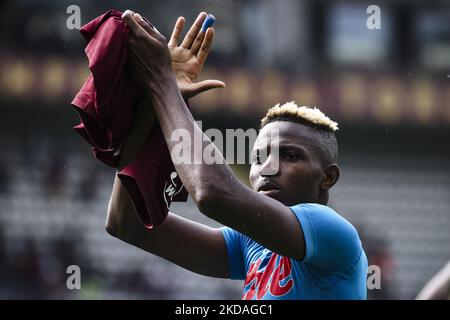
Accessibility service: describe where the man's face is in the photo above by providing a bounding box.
[249,121,325,206]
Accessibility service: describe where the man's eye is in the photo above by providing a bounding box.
[284,152,299,161]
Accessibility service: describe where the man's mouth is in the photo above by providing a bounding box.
[257,181,281,196]
[258,189,280,197]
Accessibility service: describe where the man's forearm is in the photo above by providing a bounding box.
[147,76,236,209]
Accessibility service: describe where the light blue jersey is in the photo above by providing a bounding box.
[221,203,368,300]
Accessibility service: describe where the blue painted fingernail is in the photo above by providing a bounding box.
[201,14,215,32]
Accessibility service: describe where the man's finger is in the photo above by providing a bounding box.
[134,13,152,31]
[197,27,214,65]
[168,17,185,47]
[122,10,144,36]
[181,12,207,49]
[190,30,205,55]
[191,14,215,54]
[133,13,163,41]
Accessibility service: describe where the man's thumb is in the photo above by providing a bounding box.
[191,80,225,97]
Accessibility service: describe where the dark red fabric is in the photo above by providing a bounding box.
[71,10,188,228]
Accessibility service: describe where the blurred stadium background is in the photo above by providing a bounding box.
[0,0,449,299]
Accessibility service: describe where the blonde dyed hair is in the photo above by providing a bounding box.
[261,102,339,132]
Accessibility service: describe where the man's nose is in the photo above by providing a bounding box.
[260,154,280,177]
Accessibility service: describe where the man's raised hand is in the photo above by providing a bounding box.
[122,10,174,92]
[168,12,225,99]
[123,10,224,99]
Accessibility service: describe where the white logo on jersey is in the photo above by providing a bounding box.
[163,171,184,209]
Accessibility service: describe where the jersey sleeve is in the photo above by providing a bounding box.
[291,203,363,272]
[220,226,246,280]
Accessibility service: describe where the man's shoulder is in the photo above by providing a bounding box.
[290,203,340,216]
[290,203,357,236]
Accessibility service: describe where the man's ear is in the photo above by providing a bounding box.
[321,164,340,191]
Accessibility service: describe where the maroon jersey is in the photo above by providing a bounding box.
[71,10,187,228]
